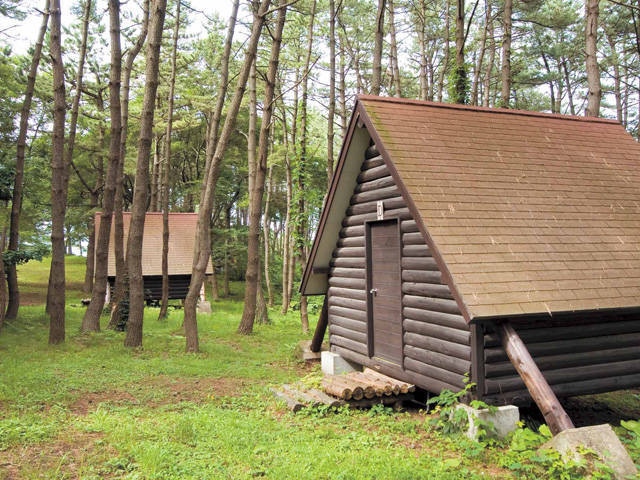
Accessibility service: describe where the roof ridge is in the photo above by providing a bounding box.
[356,94,620,125]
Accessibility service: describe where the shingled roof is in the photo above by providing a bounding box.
[303,95,640,321]
[95,212,212,277]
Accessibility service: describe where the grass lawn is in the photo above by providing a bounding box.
[0,257,639,479]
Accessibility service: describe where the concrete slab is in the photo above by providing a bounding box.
[321,351,361,375]
[457,404,519,440]
[197,300,211,314]
[544,424,637,480]
[296,340,326,361]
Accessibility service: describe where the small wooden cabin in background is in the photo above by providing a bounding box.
[95,212,212,301]
[301,95,640,409]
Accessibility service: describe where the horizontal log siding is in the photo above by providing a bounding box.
[483,313,640,404]
[328,149,471,394]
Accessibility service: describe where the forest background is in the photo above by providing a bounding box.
[0,0,638,349]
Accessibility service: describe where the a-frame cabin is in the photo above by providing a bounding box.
[301,96,640,429]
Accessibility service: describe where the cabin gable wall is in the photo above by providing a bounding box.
[327,145,472,394]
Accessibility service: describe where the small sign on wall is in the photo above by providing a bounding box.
[377,200,384,220]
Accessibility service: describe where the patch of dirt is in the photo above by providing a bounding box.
[69,390,138,415]
[139,375,250,406]
[0,431,119,480]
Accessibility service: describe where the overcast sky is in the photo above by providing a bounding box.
[0,0,238,55]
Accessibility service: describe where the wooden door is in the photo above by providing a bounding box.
[367,219,403,366]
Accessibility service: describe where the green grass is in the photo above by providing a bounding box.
[0,258,638,479]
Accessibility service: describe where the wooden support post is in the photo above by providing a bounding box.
[310,296,329,352]
[497,322,575,435]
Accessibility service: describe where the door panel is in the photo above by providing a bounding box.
[367,219,403,365]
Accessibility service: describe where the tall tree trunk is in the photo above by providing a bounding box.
[371,0,385,95]
[297,0,316,334]
[124,0,167,348]
[437,0,450,102]
[238,2,286,335]
[0,229,6,330]
[585,0,601,117]
[388,0,401,96]
[83,0,122,333]
[471,0,489,106]
[183,0,272,352]
[108,0,150,330]
[5,0,50,320]
[482,1,495,107]
[263,163,274,307]
[327,0,336,183]
[499,0,512,108]
[47,0,67,344]
[453,0,466,104]
[159,0,181,321]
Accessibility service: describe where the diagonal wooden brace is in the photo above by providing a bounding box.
[497,322,575,435]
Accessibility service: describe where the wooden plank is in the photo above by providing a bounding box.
[404,318,470,345]
[329,324,368,344]
[403,294,460,315]
[328,286,366,301]
[403,307,467,329]
[331,246,366,258]
[404,344,470,376]
[347,197,406,216]
[402,269,443,283]
[356,175,396,193]
[328,276,366,290]
[329,305,367,322]
[330,257,366,269]
[497,322,574,435]
[404,332,470,360]
[356,164,390,183]
[400,220,419,233]
[402,282,453,299]
[329,267,365,279]
[484,346,640,378]
[336,236,365,248]
[402,244,431,257]
[350,185,400,204]
[484,331,640,363]
[328,295,366,311]
[402,231,426,245]
[331,334,369,356]
[310,296,328,353]
[401,257,440,271]
[404,357,467,390]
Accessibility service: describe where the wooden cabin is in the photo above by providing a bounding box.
[95,212,213,301]
[301,95,640,409]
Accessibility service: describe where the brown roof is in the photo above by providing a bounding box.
[95,212,212,277]
[303,95,640,321]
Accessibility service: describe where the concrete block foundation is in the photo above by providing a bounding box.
[321,351,361,375]
[457,404,520,440]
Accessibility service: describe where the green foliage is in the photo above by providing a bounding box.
[2,243,50,267]
[448,65,470,105]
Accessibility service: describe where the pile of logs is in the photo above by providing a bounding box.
[270,384,344,413]
[322,368,415,401]
[272,368,416,412]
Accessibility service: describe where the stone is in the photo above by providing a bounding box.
[457,403,520,440]
[543,424,637,480]
[321,351,361,375]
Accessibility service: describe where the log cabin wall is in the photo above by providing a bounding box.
[482,311,640,405]
[327,145,472,394]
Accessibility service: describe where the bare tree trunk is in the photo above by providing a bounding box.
[585,0,601,117]
[124,0,167,348]
[388,0,401,96]
[0,228,6,330]
[5,0,50,320]
[263,163,274,307]
[83,0,122,333]
[482,2,495,107]
[371,0,385,95]
[159,0,181,321]
[108,0,149,330]
[500,0,512,108]
[453,0,466,104]
[471,0,490,106]
[327,0,336,183]
[437,0,450,102]
[183,0,272,352]
[238,2,286,335]
[47,0,67,344]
